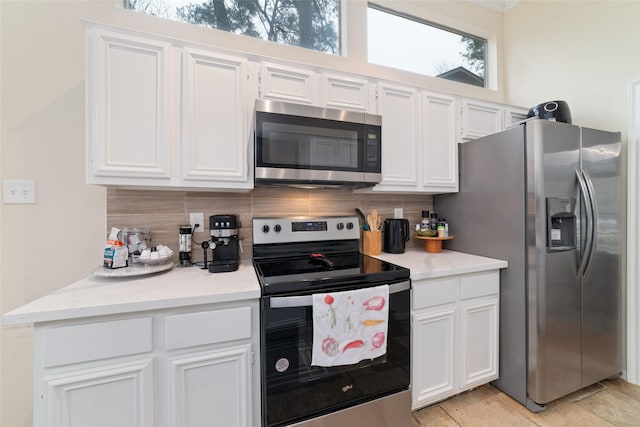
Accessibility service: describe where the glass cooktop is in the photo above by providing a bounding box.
[253,252,410,296]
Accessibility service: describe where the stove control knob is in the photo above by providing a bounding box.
[262,225,270,233]
[346,222,354,230]
[274,224,282,233]
[337,222,344,230]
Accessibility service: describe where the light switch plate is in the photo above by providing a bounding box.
[3,179,36,204]
[394,207,403,218]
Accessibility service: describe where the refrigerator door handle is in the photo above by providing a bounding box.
[582,169,599,276]
[576,168,593,278]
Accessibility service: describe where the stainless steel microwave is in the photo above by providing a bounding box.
[254,99,382,188]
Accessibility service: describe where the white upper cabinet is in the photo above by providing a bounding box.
[422,92,458,192]
[258,62,318,105]
[461,98,504,141]
[86,26,174,184]
[375,82,421,190]
[363,86,458,194]
[180,48,250,188]
[85,23,252,191]
[321,73,375,113]
[85,23,526,194]
[504,106,529,127]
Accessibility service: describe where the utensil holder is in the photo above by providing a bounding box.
[363,230,382,256]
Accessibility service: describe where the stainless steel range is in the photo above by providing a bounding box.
[252,216,411,427]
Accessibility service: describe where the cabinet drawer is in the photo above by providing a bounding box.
[165,306,251,350]
[413,278,458,310]
[460,271,499,300]
[43,317,153,367]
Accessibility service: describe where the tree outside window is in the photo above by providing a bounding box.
[367,4,487,88]
[125,0,341,55]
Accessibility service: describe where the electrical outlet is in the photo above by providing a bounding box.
[394,207,403,218]
[3,179,36,204]
[189,212,204,232]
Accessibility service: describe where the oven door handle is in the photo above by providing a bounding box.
[268,280,411,309]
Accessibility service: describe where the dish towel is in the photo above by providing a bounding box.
[311,284,389,367]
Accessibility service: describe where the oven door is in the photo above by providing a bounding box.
[261,280,410,427]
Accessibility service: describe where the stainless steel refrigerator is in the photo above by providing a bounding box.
[436,118,625,411]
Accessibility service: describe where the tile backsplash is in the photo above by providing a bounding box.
[107,188,434,263]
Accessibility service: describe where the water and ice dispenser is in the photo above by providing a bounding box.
[546,197,576,251]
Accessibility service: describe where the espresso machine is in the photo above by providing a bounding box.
[208,214,241,273]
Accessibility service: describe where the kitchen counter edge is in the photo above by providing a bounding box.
[374,248,508,280]
[3,249,507,326]
[3,262,261,326]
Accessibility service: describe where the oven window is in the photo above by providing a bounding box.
[262,288,410,427]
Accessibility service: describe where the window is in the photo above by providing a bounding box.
[124,0,341,55]
[367,4,487,88]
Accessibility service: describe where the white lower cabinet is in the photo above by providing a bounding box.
[168,344,252,427]
[33,302,259,427]
[411,271,499,410]
[412,304,456,404]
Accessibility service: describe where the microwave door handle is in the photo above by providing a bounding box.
[269,280,411,308]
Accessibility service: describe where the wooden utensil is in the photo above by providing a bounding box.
[371,209,380,231]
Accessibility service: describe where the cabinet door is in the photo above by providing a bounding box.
[461,99,503,141]
[504,106,529,128]
[168,344,253,427]
[42,359,154,427]
[422,92,458,191]
[181,48,250,187]
[259,62,318,105]
[458,297,499,391]
[321,73,374,112]
[376,82,420,189]
[411,305,456,410]
[86,26,173,183]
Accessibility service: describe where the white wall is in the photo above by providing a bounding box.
[503,0,640,382]
[0,1,503,425]
[503,0,639,134]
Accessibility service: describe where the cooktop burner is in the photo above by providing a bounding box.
[252,216,410,296]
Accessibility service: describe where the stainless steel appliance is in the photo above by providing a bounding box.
[252,216,411,426]
[382,218,410,254]
[254,100,382,188]
[436,119,625,411]
[208,214,240,273]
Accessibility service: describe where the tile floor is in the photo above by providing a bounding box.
[412,378,640,427]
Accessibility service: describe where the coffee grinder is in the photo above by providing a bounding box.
[208,214,241,273]
[178,224,193,267]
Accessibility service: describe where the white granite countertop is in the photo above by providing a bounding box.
[3,249,507,326]
[3,262,261,326]
[374,248,508,281]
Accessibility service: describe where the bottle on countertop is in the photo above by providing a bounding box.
[430,213,438,231]
[420,211,430,231]
[441,218,449,237]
